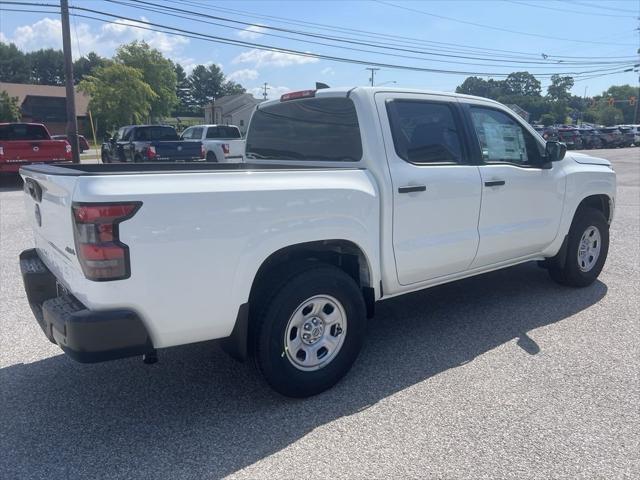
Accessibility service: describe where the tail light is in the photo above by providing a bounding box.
[0,146,4,156]
[200,144,205,159]
[145,145,157,160]
[72,202,142,281]
[222,143,230,155]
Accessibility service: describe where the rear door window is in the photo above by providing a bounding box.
[386,100,464,164]
[245,97,362,161]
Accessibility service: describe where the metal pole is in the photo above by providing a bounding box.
[366,67,380,86]
[61,0,80,163]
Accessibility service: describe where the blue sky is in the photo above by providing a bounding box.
[1,0,638,99]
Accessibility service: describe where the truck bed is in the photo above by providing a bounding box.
[20,162,352,176]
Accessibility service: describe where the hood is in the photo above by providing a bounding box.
[567,152,611,167]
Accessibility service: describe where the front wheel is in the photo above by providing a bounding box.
[253,264,367,397]
[548,207,609,287]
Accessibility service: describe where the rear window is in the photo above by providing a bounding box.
[207,126,241,139]
[133,126,179,141]
[245,97,362,161]
[0,124,49,140]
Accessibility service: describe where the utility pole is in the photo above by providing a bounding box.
[60,0,80,163]
[262,82,270,100]
[366,67,380,86]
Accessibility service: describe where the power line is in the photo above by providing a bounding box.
[562,0,639,15]
[104,0,632,68]
[375,0,636,45]
[509,0,635,18]
[175,0,637,61]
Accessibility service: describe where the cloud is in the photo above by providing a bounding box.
[2,16,189,59]
[233,49,319,68]
[236,25,266,40]
[249,85,291,100]
[227,69,259,82]
[321,67,335,76]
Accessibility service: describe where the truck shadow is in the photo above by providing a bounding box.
[0,174,23,192]
[0,263,607,479]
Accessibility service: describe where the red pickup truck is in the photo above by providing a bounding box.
[0,123,72,173]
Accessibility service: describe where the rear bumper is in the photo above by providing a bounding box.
[19,248,153,363]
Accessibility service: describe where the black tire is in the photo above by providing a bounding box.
[253,263,366,397]
[133,154,143,163]
[548,207,609,287]
[206,151,218,163]
[101,150,109,163]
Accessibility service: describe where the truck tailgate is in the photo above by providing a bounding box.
[154,141,202,161]
[21,169,82,289]
[3,140,69,164]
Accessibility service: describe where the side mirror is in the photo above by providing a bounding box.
[545,140,566,162]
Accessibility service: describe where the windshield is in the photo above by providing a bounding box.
[246,97,362,162]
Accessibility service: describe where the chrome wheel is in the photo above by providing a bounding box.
[284,294,347,371]
[577,225,601,272]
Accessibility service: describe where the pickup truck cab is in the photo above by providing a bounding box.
[181,124,245,163]
[19,87,615,397]
[101,125,204,163]
[1,123,71,173]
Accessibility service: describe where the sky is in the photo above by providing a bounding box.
[1,0,638,100]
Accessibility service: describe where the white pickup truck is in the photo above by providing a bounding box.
[19,87,615,397]
[180,124,245,163]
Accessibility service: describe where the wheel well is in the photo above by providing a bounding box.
[577,195,612,224]
[249,240,374,316]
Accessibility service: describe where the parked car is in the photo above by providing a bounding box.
[101,125,204,163]
[538,126,558,141]
[617,126,637,147]
[556,127,583,150]
[19,87,615,397]
[0,122,71,174]
[597,127,624,149]
[52,134,91,152]
[181,124,245,163]
[578,128,603,150]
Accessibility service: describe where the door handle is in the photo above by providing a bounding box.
[398,185,427,194]
[484,180,506,187]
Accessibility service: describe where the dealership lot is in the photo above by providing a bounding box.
[1,149,638,479]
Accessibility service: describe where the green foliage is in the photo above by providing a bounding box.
[78,64,157,131]
[74,52,109,83]
[26,48,65,85]
[0,42,31,83]
[187,64,247,109]
[0,90,21,121]
[540,113,555,127]
[603,85,636,124]
[547,75,574,102]
[586,105,624,126]
[115,41,177,119]
[503,72,541,97]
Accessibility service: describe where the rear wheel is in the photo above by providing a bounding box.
[133,154,143,163]
[101,150,109,163]
[253,263,366,397]
[206,151,218,163]
[548,207,609,287]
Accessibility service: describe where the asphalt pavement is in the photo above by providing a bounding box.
[1,148,638,479]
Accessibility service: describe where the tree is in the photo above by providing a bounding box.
[540,113,555,126]
[78,64,157,132]
[173,63,195,115]
[222,80,246,96]
[0,90,21,121]
[503,72,541,97]
[0,42,31,83]
[547,75,574,102]
[188,64,227,108]
[588,105,623,126]
[603,85,636,124]
[25,48,65,85]
[115,41,177,119]
[74,52,109,83]
[455,76,503,99]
